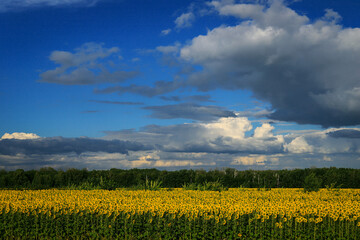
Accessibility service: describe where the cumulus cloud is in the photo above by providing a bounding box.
[177,0,360,127]
[284,128,360,154]
[253,123,275,139]
[100,116,360,169]
[105,116,285,154]
[285,136,314,154]
[1,132,40,140]
[2,125,360,169]
[0,0,101,12]
[39,43,139,85]
[143,103,236,121]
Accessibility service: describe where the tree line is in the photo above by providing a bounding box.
[0,167,359,190]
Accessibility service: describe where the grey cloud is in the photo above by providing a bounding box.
[178,0,360,127]
[39,43,139,85]
[143,103,236,121]
[89,100,144,105]
[0,137,152,156]
[94,80,184,97]
[236,108,273,119]
[163,138,283,155]
[186,95,215,102]
[2,150,359,170]
[160,95,215,103]
[327,129,360,139]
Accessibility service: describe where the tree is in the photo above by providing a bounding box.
[304,172,321,192]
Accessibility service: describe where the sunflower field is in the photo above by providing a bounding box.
[1,188,360,239]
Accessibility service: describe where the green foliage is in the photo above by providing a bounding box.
[146,179,163,191]
[325,182,342,192]
[304,172,322,192]
[129,178,163,191]
[2,167,360,189]
[182,182,198,190]
[183,180,228,192]
[1,211,360,239]
[99,176,117,190]
[66,182,101,190]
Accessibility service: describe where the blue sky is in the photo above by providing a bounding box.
[1,0,360,170]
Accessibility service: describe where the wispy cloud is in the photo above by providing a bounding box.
[143,103,236,121]
[0,0,101,12]
[39,42,139,85]
[175,12,195,29]
[161,28,172,36]
[160,94,215,103]
[89,100,144,105]
[94,80,184,97]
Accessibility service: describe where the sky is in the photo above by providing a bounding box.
[1,0,360,170]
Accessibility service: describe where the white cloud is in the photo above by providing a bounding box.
[201,117,252,139]
[232,155,266,165]
[1,132,40,140]
[175,12,195,29]
[210,0,308,31]
[285,136,314,153]
[253,123,274,139]
[210,1,264,20]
